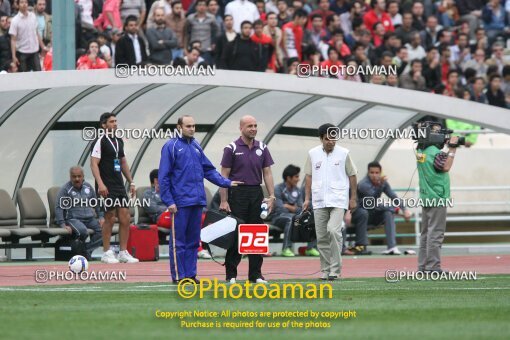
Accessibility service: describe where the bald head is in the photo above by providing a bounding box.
[239,115,258,141]
[239,115,256,126]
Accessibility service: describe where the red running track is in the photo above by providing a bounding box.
[0,255,508,286]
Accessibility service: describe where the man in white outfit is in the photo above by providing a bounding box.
[303,123,358,281]
[225,0,260,33]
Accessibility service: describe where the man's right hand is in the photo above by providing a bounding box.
[64,226,72,234]
[302,199,310,211]
[219,201,231,213]
[98,184,108,198]
[168,204,177,214]
[344,210,352,225]
[12,56,19,66]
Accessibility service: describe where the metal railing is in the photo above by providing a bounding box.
[393,186,510,245]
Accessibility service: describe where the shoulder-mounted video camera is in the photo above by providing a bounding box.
[412,121,465,148]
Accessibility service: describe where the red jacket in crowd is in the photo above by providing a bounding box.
[283,21,304,61]
[76,55,109,70]
[363,9,394,34]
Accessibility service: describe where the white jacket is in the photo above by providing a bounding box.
[309,145,350,209]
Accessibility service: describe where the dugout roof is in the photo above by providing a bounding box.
[0,70,508,202]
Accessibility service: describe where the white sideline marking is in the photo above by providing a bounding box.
[1,286,509,292]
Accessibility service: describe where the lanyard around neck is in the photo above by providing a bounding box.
[105,136,119,158]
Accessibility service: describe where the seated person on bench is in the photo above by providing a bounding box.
[144,169,211,259]
[55,166,104,259]
[346,161,412,255]
[272,165,319,257]
[143,169,169,225]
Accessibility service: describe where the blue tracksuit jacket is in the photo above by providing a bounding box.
[158,136,231,207]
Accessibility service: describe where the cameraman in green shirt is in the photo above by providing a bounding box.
[416,124,460,274]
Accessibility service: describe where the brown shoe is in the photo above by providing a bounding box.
[352,245,372,255]
[342,249,355,255]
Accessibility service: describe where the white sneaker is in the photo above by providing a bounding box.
[101,249,119,264]
[118,250,139,263]
[227,278,236,284]
[320,272,329,281]
[255,278,268,284]
[382,247,402,255]
[198,249,212,259]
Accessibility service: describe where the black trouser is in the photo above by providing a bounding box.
[17,52,41,72]
[225,186,264,282]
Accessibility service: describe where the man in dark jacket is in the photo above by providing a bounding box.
[221,20,261,71]
[143,169,168,224]
[456,0,485,39]
[251,19,274,72]
[0,17,11,68]
[146,7,177,65]
[215,14,237,68]
[115,15,147,66]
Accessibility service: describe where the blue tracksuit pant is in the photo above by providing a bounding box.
[169,205,203,281]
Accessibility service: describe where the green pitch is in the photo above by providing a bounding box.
[1,276,509,340]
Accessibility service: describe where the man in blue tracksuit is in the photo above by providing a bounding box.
[159,115,242,283]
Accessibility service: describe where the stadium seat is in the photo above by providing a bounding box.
[46,186,60,228]
[0,189,40,241]
[0,228,10,239]
[17,187,70,241]
[136,186,150,224]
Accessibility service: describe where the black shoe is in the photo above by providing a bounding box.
[188,276,200,284]
[351,245,372,255]
[328,275,338,281]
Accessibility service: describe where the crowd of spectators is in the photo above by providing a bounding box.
[0,0,509,108]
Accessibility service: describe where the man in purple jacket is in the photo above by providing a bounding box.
[159,115,242,283]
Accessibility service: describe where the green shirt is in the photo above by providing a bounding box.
[416,145,450,207]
